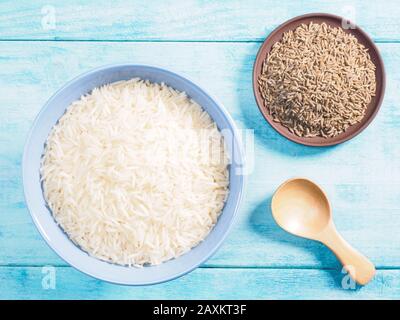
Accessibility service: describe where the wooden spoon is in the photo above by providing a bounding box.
[271,178,375,285]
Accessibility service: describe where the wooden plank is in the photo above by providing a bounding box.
[1,41,400,268]
[0,0,400,42]
[0,266,399,299]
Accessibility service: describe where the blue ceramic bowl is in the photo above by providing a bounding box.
[23,64,245,285]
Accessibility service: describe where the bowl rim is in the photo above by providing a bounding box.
[22,63,246,285]
[252,12,386,147]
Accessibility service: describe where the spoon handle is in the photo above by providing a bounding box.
[319,227,376,285]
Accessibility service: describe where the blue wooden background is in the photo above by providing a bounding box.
[1,0,400,299]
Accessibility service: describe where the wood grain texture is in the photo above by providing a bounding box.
[1,41,399,270]
[0,0,400,42]
[1,267,399,300]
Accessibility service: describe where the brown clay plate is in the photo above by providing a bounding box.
[252,13,386,147]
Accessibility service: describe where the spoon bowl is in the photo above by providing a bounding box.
[271,179,331,239]
[271,178,376,285]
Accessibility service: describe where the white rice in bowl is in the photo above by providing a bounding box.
[40,79,230,266]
